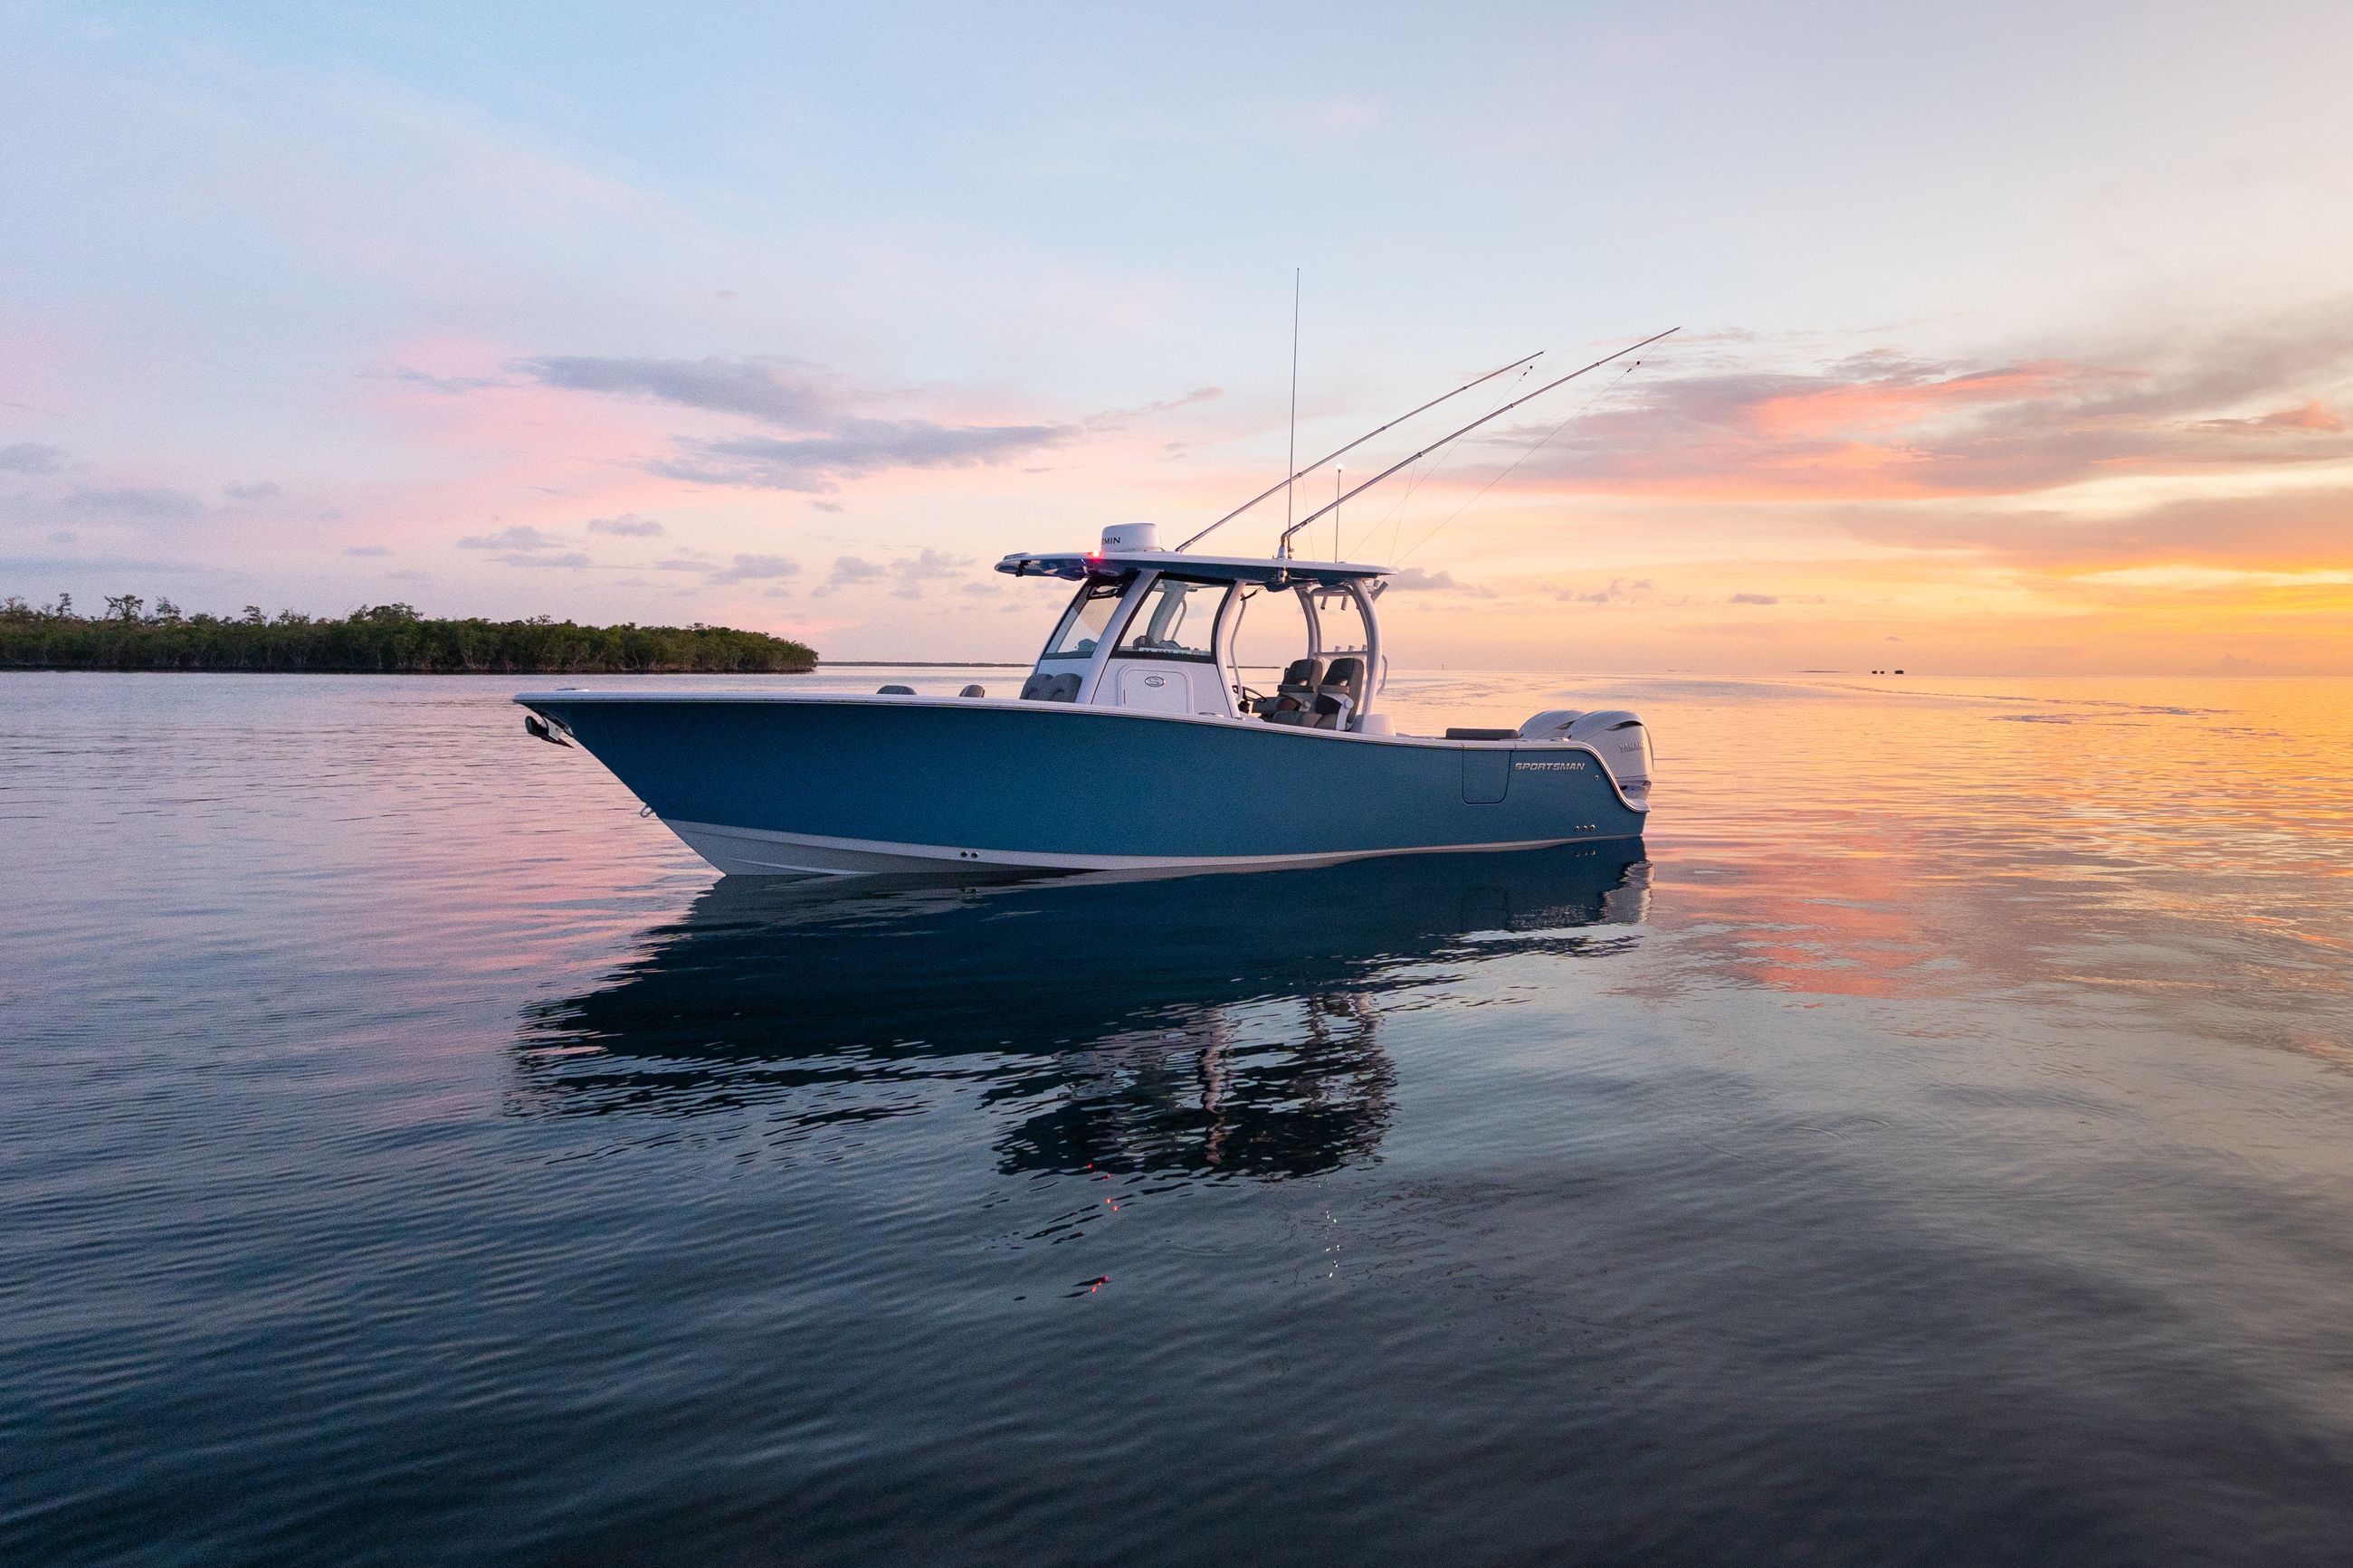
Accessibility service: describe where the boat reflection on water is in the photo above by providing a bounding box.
[515,843,1649,1178]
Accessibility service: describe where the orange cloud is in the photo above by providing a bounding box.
[1834,487,2353,573]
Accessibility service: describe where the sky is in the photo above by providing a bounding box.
[4,0,2350,672]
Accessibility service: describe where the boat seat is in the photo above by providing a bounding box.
[1444,727,1518,740]
[1311,656,1365,729]
[1253,657,1323,724]
[1019,672,1081,702]
[1309,696,1352,729]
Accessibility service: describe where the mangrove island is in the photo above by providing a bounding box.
[0,594,817,674]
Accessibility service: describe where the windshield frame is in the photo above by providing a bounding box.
[1039,575,1136,660]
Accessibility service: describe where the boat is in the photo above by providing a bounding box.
[518,335,1669,878]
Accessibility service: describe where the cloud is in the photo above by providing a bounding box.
[900,547,972,579]
[805,548,975,600]
[810,500,845,513]
[386,365,510,394]
[457,524,567,551]
[1083,385,1224,430]
[645,550,806,585]
[223,481,281,499]
[707,553,800,584]
[518,352,1075,490]
[454,523,591,567]
[585,512,664,537]
[343,545,393,556]
[519,354,844,425]
[890,546,976,598]
[811,555,891,598]
[1501,316,2353,501]
[0,442,66,474]
[2194,401,2345,433]
[1729,592,1780,605]
[653,419,1072,492]
[0,548,236,577]
[1840,485,2353,572]
[58,486,206,519]
[1382,565,1491,596]
[1553,577,1653,604]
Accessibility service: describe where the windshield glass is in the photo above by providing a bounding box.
[1230,584,1311,678]
[1114,577,1224,660]
[1043,577,1129,659]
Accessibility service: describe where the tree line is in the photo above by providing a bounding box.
[0,594,817,673]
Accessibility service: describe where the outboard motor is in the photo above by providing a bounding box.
[1518,709,1585,741]
[1567,709,1653,803]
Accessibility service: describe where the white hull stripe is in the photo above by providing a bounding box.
[663,819,1629,878]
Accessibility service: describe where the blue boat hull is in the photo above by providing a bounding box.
[516,693,1646,876]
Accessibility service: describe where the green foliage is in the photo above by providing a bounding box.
[0,594,816,673]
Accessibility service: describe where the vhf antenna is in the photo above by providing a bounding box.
[1283,269,1300,555]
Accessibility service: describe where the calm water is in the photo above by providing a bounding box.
[5,670,2352,1567]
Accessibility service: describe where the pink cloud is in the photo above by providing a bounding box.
[1484,324,2353,501]
[2196,400,2345,433]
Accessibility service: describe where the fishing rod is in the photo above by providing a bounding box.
[1176,349,1545,552]
[1276,327,1678,560]
[1391,359,1646,567]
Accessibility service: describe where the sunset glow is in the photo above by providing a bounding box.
[5,2,2349,673]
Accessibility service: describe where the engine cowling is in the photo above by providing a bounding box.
[1565,709,1653,803]
[1517,708,1585,740]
